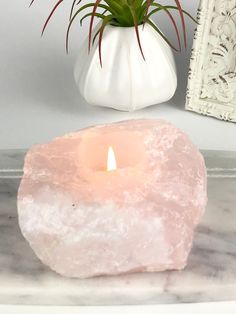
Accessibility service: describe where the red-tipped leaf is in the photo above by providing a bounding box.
[41,0,64,36]
[144,0,152,23]
[98,15,113,67]
[163,8,181,51]
[130,7,145,60]
[88,0,102,52]
[134,24,145,60]
[69,0,77,20]
[149,4,181,51]
[29,0,35,7]
[173,0,186,48]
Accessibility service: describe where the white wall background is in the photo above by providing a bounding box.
[0,0,235,150]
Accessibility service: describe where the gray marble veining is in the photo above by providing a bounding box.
[0,150,236,305]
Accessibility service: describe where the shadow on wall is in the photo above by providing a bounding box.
[22,52,82,113]
[172,48,192,109]
[151,5,198,110]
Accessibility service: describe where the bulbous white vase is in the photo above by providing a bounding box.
[74,23,177,111]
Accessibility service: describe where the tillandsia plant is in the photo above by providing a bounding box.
[30,0,196,66]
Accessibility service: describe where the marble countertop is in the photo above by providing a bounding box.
[0,150,236,306]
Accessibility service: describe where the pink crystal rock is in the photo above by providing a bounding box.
[18,119,207,278]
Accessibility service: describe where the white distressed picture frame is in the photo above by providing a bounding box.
[186,0,236,122]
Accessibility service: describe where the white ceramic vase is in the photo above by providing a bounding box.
[74,23,177,111]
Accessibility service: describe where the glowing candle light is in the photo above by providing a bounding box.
[107,146,117,172]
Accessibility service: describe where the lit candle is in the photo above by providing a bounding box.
[107,146,117,172]
[18,119,207,279]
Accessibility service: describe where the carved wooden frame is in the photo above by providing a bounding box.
[186,0,236,122]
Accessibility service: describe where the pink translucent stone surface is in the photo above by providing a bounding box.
[17,119,207,278]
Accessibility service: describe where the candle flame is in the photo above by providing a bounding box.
[107,146,117,171]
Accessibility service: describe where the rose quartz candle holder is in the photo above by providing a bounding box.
[17,119,207,278]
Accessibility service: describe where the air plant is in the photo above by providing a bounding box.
[30,0,196,66]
